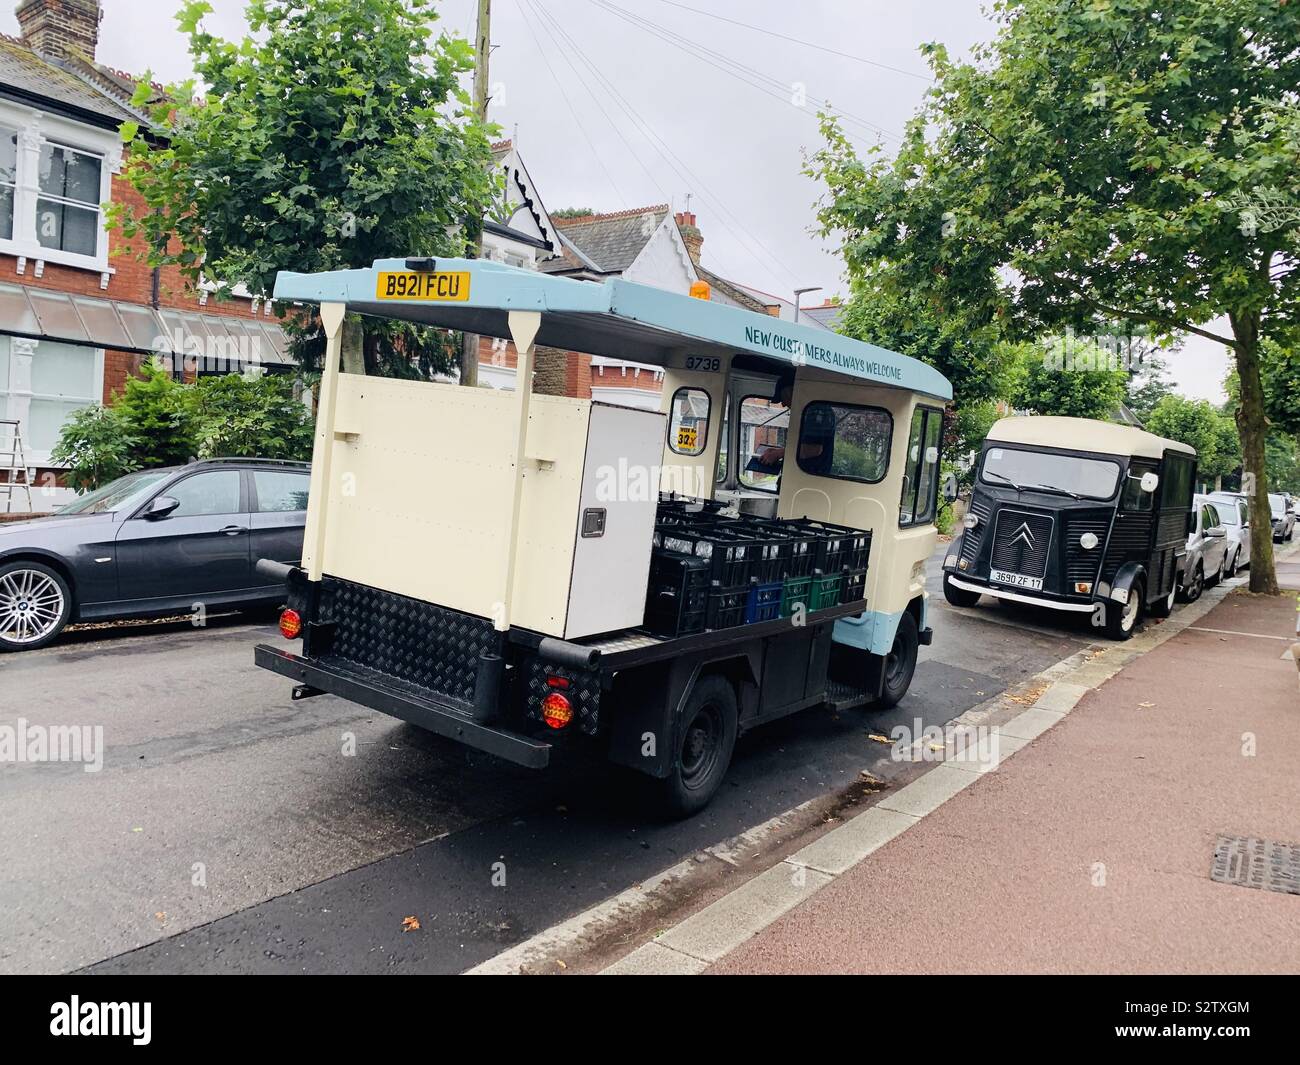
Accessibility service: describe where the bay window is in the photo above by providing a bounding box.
[0,107,118,272]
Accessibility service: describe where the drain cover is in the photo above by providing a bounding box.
[1210,836,1300,896]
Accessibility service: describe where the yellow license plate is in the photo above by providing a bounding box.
[375,271,470,301]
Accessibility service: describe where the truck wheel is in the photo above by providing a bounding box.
[1103,582,1142,640]
[1148,581,1176,618]
[876,612,919,709]
[942,572,981,608]
[651,674,738,819]
[0,561,72,652]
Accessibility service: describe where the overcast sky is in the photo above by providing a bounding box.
[1,0,1233,400]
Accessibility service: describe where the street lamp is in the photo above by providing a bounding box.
[793,286,822,324]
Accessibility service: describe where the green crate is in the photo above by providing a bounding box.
[780,575,812,617]
[809,571,844,611]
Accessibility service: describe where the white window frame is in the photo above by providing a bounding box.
[0,335,105,468]
[0,101,121,274]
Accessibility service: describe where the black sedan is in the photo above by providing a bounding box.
[0,458,309,651]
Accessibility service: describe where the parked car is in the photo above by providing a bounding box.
[1206,495,1251,577]
[1269,493,1294,543]
[0,458,310,652]
[1180,495,1232,601]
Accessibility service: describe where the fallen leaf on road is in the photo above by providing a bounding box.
[555,959,567,970]
[868,734,891,744]
[401,915,421,932]
[154,912,166,923]
[1137,701,1155,709]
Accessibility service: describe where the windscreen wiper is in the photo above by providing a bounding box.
[1025,482,1082,500]
[983,470,1024,492]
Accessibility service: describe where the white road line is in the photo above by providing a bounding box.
[1187,626,1294,642]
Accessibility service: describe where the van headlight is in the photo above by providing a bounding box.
[1079,532,1099,550]
[962,513,979,529]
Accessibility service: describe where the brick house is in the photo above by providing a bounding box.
[0,0,290,512]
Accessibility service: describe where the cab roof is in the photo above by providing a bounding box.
[272,257,953,401]
[987,416,1196,460]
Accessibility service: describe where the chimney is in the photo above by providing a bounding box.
[675,210,703,266]
[16,0,102,61]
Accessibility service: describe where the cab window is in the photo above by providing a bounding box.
[668,387,709,456]
[738,394,787,492]
[1121,467,1156,512]
[900,406,943,527]
[796,401,891,484]
[716,392,730,483]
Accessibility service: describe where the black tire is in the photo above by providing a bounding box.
[648,673,738,819]
[1102,582,1142,641]
[942,572,981,608]
[1148,580,1176,618]
[876,611,920,709]
[0,560,73,652]
[1226,549,1239,578]
[1288,525,1294,543]
[1179,562,1204,603]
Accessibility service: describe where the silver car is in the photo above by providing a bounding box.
[1207,494,1251,577]
[1181,496,1232,601]
[1270,493,1295,543]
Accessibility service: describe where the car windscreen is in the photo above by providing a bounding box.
[58,469,171,515]
[1269,494,1285,516]
[979,446,1121,501]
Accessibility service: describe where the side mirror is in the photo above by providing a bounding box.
[143,495,180,520]
[1139,471,1160,493]
[1205,526,1226,539]
[941,471,959,504]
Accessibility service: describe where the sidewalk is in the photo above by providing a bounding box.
[699,566,1299,974]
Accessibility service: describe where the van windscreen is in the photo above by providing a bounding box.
[980,446,1121,501]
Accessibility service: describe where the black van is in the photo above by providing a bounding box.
[941,416,1197,640]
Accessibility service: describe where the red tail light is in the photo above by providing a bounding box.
[279,608,302,639]
[541,692,573,729]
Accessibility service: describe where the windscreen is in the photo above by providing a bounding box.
[59,469,169,515]
[980,446,1121,501]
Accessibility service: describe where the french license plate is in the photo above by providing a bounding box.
[375,271,470,301]
[990,569,1043,590]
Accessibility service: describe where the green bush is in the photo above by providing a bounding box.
[53,367,315,493]
[49,405,140,492]
[185,373,313,460]
[114,360,198,468]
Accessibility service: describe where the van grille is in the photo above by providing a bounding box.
[319,576,495,706]
[990,511,1052,578]
[1063,513,1111,583]
[960,494,993,564]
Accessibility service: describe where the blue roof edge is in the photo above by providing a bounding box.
[272,258,953,401]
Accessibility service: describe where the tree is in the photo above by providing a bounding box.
[49,406,140,492]
[807,0,1299,594]
[111,0,498,378]
[1146,395,1240,486]
[1126,353,1177,423]
[1007,339,1129,420]
[1258,339,1300,437]
[184,373,314,460]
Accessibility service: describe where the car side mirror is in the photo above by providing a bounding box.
[1205,526,1226,538]
[1139,471,1160,493]
[143,495,180,520]
[942,471,959,504]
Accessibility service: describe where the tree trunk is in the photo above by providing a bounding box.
[1230,312,1279,596]
[532,345,569,396]
[341,317,365,376]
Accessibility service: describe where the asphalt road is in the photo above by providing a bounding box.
[0,546,1096,974]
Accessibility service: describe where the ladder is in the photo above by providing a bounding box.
[0,419,33,514]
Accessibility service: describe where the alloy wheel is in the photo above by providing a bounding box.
[0,569,66,645]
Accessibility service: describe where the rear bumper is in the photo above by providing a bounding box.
[255,644,551,769]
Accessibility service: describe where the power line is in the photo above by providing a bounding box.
[517,0,671,206]
[586,0,902,144]
[515,0,630,206]
[531,0,807,289]
[650,0,934,83]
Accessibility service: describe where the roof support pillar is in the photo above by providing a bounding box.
[302,302,346,581]
[497,309,542,631]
